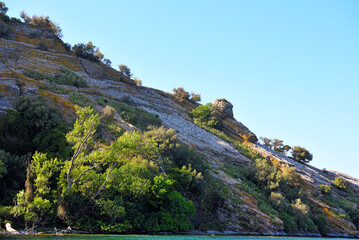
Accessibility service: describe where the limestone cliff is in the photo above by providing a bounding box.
[1,19,359,237]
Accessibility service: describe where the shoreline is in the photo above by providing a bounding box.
[1,230,358,238]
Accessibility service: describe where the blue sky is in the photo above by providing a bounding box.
[7,1,359,178]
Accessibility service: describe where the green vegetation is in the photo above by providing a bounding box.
[224,161,318,233]
[133,77,142,86]
[119,64,133,78]
[24,68,88,88]
[0,95,61,154]
[172,87,201,103]
[190,104,221,129]
[260,137,313,163]
[69,93,93,107]
[39,84,70,94]
[319,184,332,194]
[20,11,62,38]
[0,106,223,233]
[72,42,104,62]
[291,146,313,163]
[332,177,347,190]
[97,97,161,131]
[259,137,291,154]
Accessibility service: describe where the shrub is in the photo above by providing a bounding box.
[133,77,142,86]
[70,93,92,107]
[24,69,53,81]
[103,58,111,66]
[190,92,201,102]
[54,68,88,88]
[24,68,88,88]
[319,184,332,194]
[190,104,221,129]
[36,42,48,51]
[173,87,190,103]
[39,83,70,94]
[72,41,104,62]
[20,11,62,38]
[332,177,347,190]
[291,146,313,163]
[119,64,133,78]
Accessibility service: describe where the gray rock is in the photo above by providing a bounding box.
[213,98,234,118]
[23,86,38,96]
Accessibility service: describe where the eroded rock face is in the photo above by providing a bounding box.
[213,98,258,143]
[213,98,233,118]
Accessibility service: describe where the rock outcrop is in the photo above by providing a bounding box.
[213,98,258,143]
[1,18,359,237]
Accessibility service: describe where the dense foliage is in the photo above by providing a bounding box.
[189,103,221,129]
[0,99,225,233]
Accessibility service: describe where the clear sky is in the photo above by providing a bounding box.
[7,1,359,178]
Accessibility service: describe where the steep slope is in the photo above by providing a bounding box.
[1,20,359,237]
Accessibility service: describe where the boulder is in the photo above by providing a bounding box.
[213,98,233,118]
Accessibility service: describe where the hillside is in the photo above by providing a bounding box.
[1,10,359,237]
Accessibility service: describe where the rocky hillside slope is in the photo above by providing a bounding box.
[1,19,359,237]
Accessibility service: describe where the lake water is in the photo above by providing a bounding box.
[0,235,345,240]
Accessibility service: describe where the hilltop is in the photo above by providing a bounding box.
[1,5,359,237]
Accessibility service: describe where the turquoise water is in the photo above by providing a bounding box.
[0,235,345,240]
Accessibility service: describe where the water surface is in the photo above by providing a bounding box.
[0,235,345,240]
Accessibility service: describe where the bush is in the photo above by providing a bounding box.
[39,83,70,94]
[190,104,221,130]
[291,146,313,163]
[173,87,190,103]
[20,11,62,38]
[319,184,332,195]
[332,177,347,190]
[119,64,133,78]
[54,68,88,88]
[24,69,51,81]
[133,77,142,86]
[70,93,92,107]
[24,68,88,88]
[103,58,111,66]
[72,42,104,62]
[190,92,201,102]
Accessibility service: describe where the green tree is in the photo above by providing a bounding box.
[291,146,313,163]
[57,106,101,209]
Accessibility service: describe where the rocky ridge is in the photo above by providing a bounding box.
[1,20,359,237]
